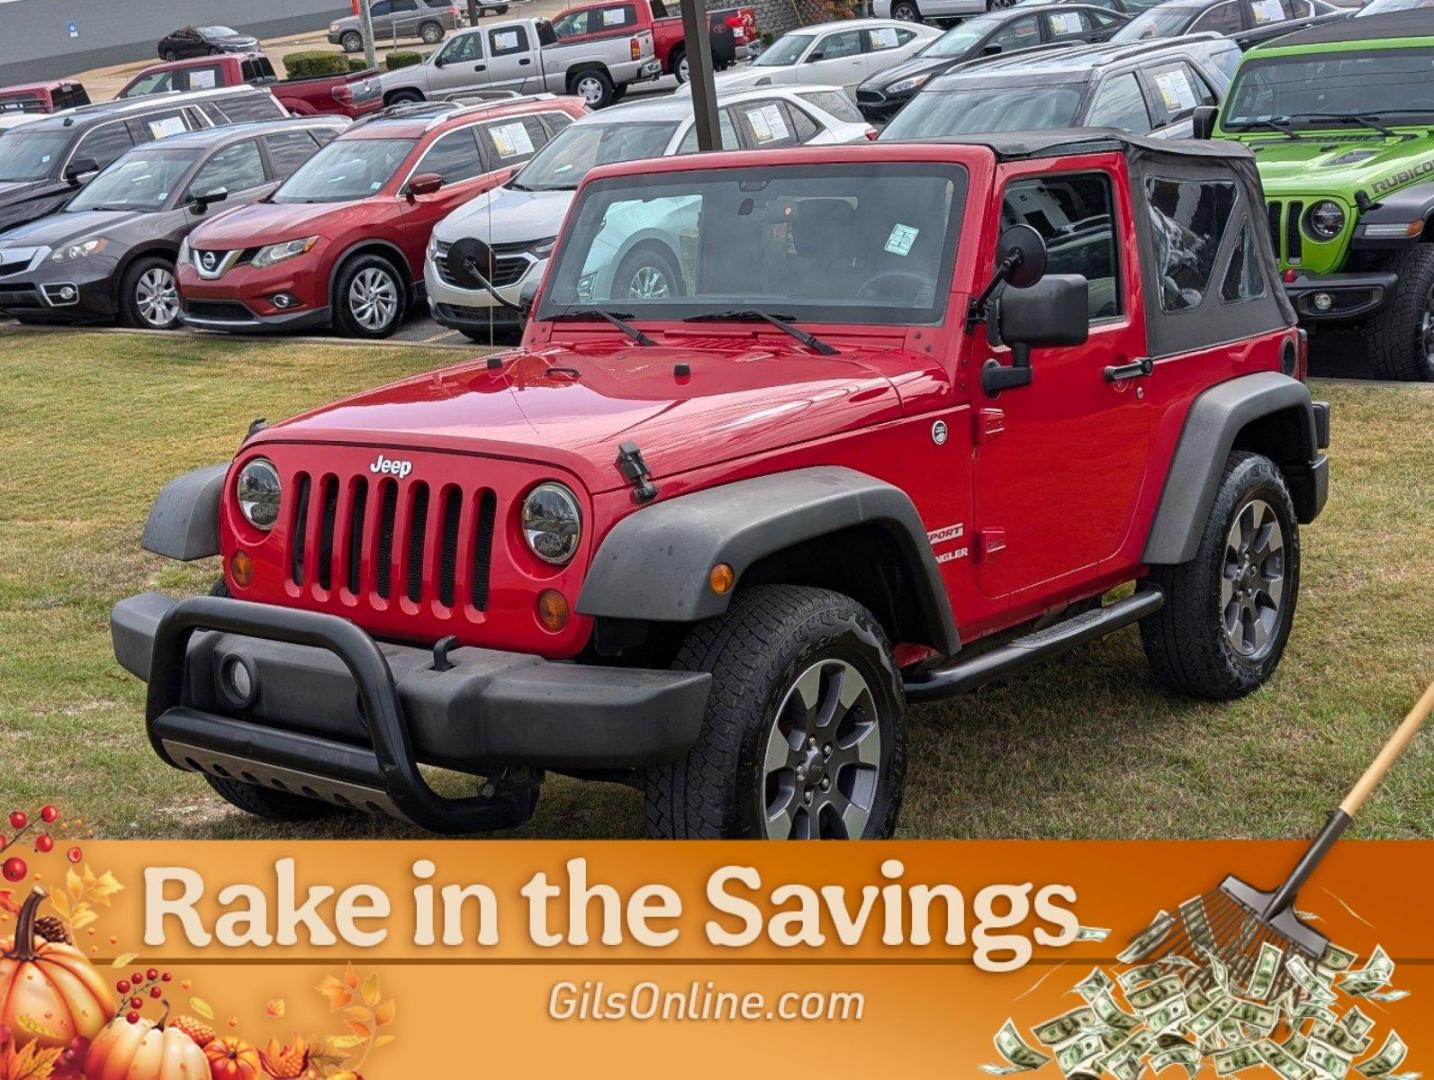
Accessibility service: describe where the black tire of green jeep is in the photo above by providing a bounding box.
[1361,246,1434,382]
[1140,451,1300,700]
[644,585,907,840]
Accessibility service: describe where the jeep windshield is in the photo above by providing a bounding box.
[271,137,415,203]
[881,82,1084,138]
[510,122,680,192]
[1224,48,1434,129]
[0,128,71,182]
[537,162,967,327]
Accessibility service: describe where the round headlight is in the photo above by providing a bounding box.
[522,482,582,565]
[1306,200,1346,241]
[235,458,281,531]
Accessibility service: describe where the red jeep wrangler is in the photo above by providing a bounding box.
[112,131,1329,840]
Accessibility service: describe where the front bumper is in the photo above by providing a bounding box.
[424,250,533,329]
[111,593,710,832]
[180,300,331,333]
[855,91,908,125]
[0,256,121,322]
[1284,270,1399,323]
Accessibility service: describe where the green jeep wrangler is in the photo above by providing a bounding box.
[1197,12,1434,381]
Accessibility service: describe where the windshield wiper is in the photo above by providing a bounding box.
[1286,112,1412,140]
[1233,117,1304,140]
[684,309,839,356]
[549,308,656,346]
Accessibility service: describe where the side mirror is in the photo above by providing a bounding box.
[64,157,99,185]
[446,236,524,313]
[1191,104,1218,140]
[806,51,824,61]
[191,187,229,212]
[982,43,1003,55]
[405,172,444,199]
[433,55,446,66]
[982,275,1089,396]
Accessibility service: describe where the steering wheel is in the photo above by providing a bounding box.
[855,269,932,302]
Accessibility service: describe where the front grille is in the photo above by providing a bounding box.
[433,240,531,289]
[856,89,884,104]
[0,258,30,277]
[186,300,253,322]
[1286,200,1304,263]
[1267,201,1282,261]
[287,469,495,613]
[0,286,41,308]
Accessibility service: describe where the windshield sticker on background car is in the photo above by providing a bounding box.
[191,69,217,90]
[493,30,520,50]
[148,115,187,140]
[1249,0,1283,23]
[871,26,900,48]
[1051,12,1084,34]
[745,104,789,143]
[885,223,920,256]
[490,121,535,159]
[602,7,626,25]
[1154,69,1198,112]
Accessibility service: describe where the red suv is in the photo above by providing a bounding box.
[176,97,586,338]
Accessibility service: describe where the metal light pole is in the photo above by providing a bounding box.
[360,0,378,70]
[681,0,721,151]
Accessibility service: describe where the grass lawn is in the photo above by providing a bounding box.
[0,328,1430,840]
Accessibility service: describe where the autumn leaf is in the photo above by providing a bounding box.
[47,892,69,920]
[111,953,138,968]
[360,973,381,1008]
[373,1000,395,1027]
[2,1042,63,1080]
[342,963,359,990]
[0,891,20,917]
[65,869,84,905]
[344,1021,372,1040]
[266,999,286,1019]
[190,997,215,1021]
[342,1006,371,1025]
[373,1034,396,1050]
[319,1035,365,1053]
[316,976,353,1011]
[70,909,98,931]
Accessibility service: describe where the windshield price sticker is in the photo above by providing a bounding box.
[491,121,535,159]
[1051,13,1082,34]
[1154,69,1198,112]
[885,223,920,256]
[148,116,187,140]
[494,30,520,50]
[871,26,899,48]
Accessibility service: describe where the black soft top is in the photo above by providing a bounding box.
[1259,10,1434,47]
[900,126,1258,164]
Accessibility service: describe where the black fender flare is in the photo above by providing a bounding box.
[575,467,961,656]
[1356,179,1434,247]
[1143,372,1322,566]
[141,463,228,560]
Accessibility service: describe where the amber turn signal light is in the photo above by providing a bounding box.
[230,550,253,588]
[709,563,735,595]
[537,589,570,632]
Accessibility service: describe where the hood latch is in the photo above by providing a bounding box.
[616,441,658,504]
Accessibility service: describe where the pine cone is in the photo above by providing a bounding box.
[33,915,70,944]
[171,1015,217,1048]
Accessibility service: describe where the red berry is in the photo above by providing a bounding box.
[35,834,54,853]
[116,980,130,994]
[125,1012,140,1025]
[8,812,26,831]
[129,997,143,1010]
[40,806,58,824]
[161,972,172,982]
[150,987,162,999]
[66,846,82,864]
[146,968,159,981]
[2,857,27,883]
[131,972,143,986]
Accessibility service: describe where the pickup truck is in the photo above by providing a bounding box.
[113,130,1329,840]
[0,80,91,115]
[117,54,384,119]
[378,16,660,107]
[551,0,758,84]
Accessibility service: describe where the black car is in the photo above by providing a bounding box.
[1111,0,1338,42]
[0,86,288,234]
[856,4,1130,121]
[0,117,345,330]
[879,34,1239,139]
[157,25,261,62]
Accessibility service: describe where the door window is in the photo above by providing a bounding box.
[676,108,741,152]
[489,25,530,55]
[478,115,549,166]
[988,15,1041,51]
[1145,61,1216,125]
[1085,71,1153,133]
[1145,176,1237,311]
[1189,1,1242,32]
[126,71,178,96]
[264,131,320,177]
[370,1,392,16]
[551,10,592,35]
[813,29,863,59]
[440,32,485,62]
[1244,0,1288,22]
[1002,173,1122,319]
[414,126,485,184]
[72,123,136,169]
[185,65,223,91]
[190,140,267,196]
[391,0,419,11]
[1046,10,1094,40]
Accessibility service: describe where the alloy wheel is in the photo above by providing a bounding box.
[893,2,919,18]
[1420,283,1434,379]
[349,267,399,332]
[1220,498,1285,659]
[627,265,671,299]
[678,54,690,82]
[577,76,605,106]
[761,659,882,840]
[135,266,180,328]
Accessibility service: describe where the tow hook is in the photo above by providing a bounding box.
[616,441,658,503]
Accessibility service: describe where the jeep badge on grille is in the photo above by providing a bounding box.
[369,453,413,478]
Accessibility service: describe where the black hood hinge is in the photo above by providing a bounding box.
[615,441,658,504]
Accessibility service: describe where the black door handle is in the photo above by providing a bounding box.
[1104,357,1154,382]
[518,57,530,64]
[474,63,486,70]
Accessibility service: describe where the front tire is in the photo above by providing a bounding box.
[1361,246,1434,381]
[119,256,181,330]
[333,254,405,339]
[1141,451,1300,700]
[385,88,425,105]
[613,244,683,301]
[672,48,690,84]
[419,21,445,44]
[891,0,923,19]
[645,586,907,840]
[340,30,363,52]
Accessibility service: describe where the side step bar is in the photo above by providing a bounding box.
[904,589,1164,703]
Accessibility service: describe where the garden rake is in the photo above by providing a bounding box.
[1133,680,1434,1002]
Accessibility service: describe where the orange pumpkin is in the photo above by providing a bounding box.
[204,1036,262,1080]
[85,1015,209,1080]
[0,889,114,1050]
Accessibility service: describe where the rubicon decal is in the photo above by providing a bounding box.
[1371,155,1434,195]
[369,454,414,478]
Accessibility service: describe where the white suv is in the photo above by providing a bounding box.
[872,0,989,24]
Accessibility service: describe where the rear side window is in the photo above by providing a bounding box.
[213,93,286,123]
[799,89,864,124]
[1190,0,1242,32]
[1046,10,1094,40]
[1145,62,1215,124]
[785,102,820,144]
[416,126,486,183]
[264,131,320,176]
[1086,72,1152,134]
[1002,173,1121,320]
[133,109,192,142]
[478,115,549,165]
[735,100,803,147]
[1245,0,1288,22]
[241,58,277,81]
[1221,220,1266,303]
[190,139,267,195]
[595,4,638,29]
[1146,176,1237,312]
[72,123,135,169]
[865,26,905,52]
[489,25,530,55]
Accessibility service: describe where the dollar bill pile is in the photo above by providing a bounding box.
[982,906,1416,1080]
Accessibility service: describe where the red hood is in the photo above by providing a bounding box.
[189,199,361,247]
[250,341,939,494]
